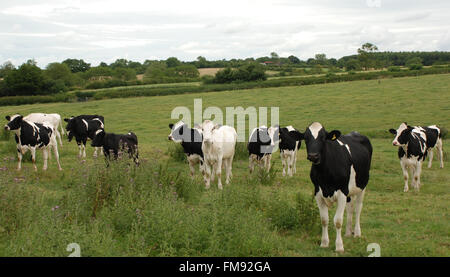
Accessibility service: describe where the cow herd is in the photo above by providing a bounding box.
[2,113,445,252]
[4,113,139,171]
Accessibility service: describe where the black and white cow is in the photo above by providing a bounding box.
[278,126,302,177]
[389,122,429,192]
[298,122,372,252]
[91,129,139,165]
[416,125,444,169]
[4,114,62,171]
[168,121,205,179]
[64,115,105,158]
[247,126,277,173]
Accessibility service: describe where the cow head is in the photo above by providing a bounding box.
[4,114,23,131]
[169,121,192,143]
[299,122,341,165]
[389,122,413,146]
[267,125,280,146]
[64,117,77,142]
[91,128,105,147]
[200,120,221,144]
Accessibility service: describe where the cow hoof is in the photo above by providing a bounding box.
[320,241,329,248]
[336,248,344,253]
[345,231,353,237]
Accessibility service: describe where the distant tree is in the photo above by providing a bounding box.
[196,56,208,68]
[357,43,379,70]
[110,58,129,69]
[169,65,199,78]
[143,61,168,81]
[113,67,137,81]
[62,58,91,73]
[270,52,279,60]
[406,57,423,70]
[314,53,327,65]
[288,55,301,64]
[45,62,74,89]
[166,57,182,68]
[99,62,108,67]
[345,58,362,71]
[0,61,15,78]
[2,62,52,96]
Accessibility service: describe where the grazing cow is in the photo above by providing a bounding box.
[23,113,65,146]
[278,126,302,177]
[247,126,277,173]
[64,115,105,158]
[200,120,237,189]
[389,123,428,192]
[91,129,139,165]
[4,115,62,171]
[168,121,206,179]
[416,125,444,169]
[298,122,372,252]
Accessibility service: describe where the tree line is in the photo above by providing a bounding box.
[1,43,449,97]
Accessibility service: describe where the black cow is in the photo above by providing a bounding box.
[278,126,302,176]
[4,114,62,171]
[247,126,277,173]
[64,115,105,158]
[91,129,139,165]
[298,122,372,252]
[168,120,205,179]
[389,122,429,192]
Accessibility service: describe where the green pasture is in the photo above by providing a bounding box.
[0,74,448,256]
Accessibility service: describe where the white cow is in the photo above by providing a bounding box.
[24,113,65,146]
[200,120,237,189]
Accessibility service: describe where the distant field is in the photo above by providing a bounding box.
[0,74,448,256]
[198,67,222,76]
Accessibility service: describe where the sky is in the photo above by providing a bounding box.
[1,0,449,68]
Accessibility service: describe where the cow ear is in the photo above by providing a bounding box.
[169,123,174,129]
[389,129,396,135]
[327,130,341,140]
[5,115,10,121]
[64,118,69,122]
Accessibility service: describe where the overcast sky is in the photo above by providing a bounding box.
[1,0,449,68]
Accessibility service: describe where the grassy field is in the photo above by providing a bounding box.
[0,74,449,257]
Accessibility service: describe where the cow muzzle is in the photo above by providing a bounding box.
[307,153,320,165]
[168,135,173,141]
[392,141,399,146]
[4,125,10,131]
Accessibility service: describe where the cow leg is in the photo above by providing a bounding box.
[16,147,23,171]
[293,150,297,174]
[281,152,287,176]
[249,155,255,173]
[93,147,98,158]
[427,148,433,168]
[437,139,444,168]
[345,197,354,237]
[42,148,49,170]
[188,159,196,179]
[52,143,62,171]
[400,159,409,192]
[216,158,223,190]
[225,157,233,185]
[334,191,347,252]
[414,161,422,191]
[204,163,212,189]
[56,130,63,146]
[266,154,272,172]
[82,139,87,158]
[287,153,293,177]
[353,189,365,238]
[30,147,37,171]
[315,194,329,248]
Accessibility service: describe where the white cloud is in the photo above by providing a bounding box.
[0,0,449,67]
